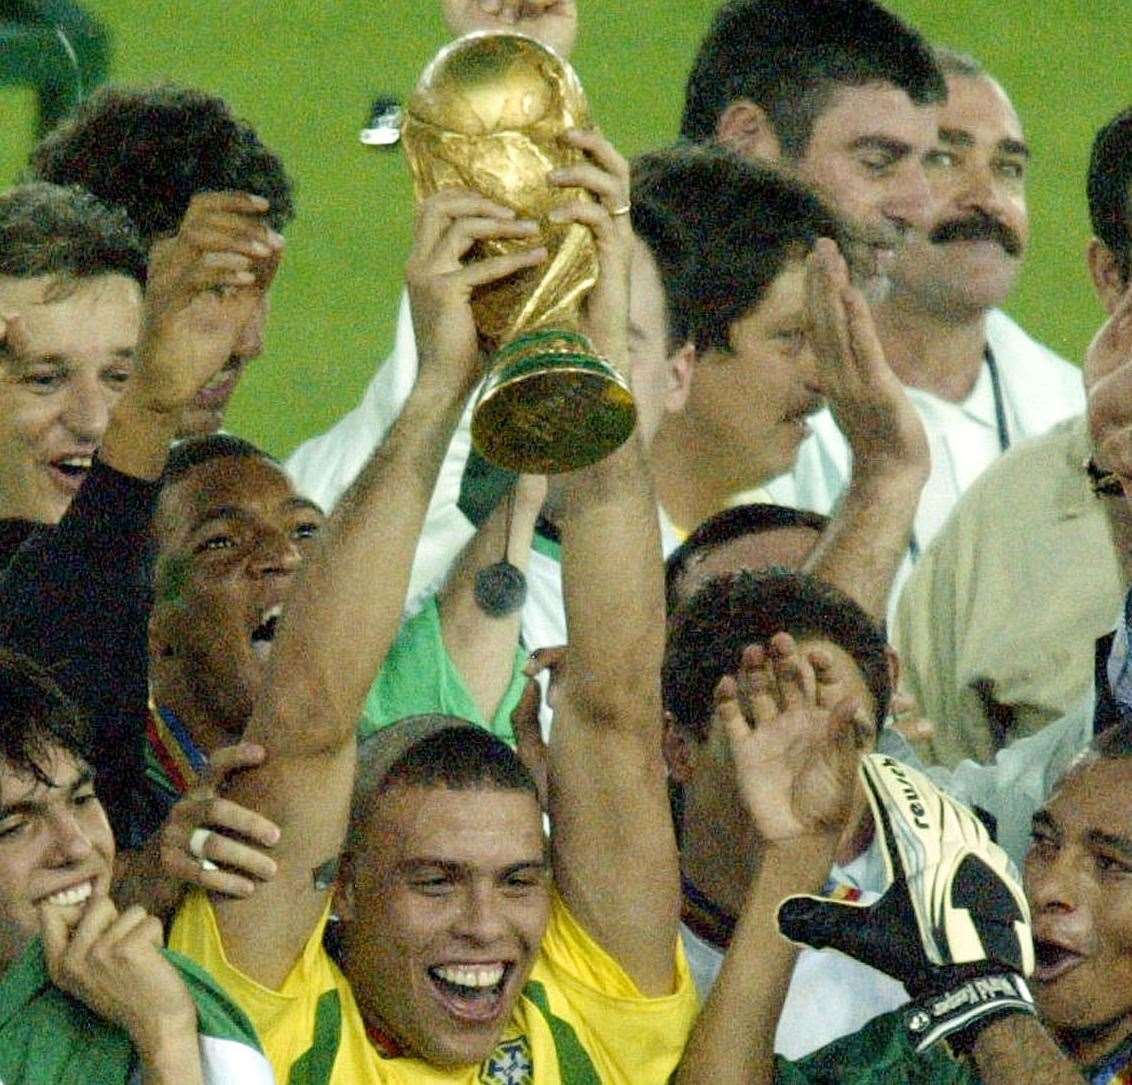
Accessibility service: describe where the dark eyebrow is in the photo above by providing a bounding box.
[848,136,911,159]
[997,138,1031,160]
[190,505,249,533]
[500,860,549,879]
[937,128,1030,162]
[0,767,95,820]
[286,497,324,518]
[1087,830,1132,862]
[1031,809,1057,835]
[938,127,975,149]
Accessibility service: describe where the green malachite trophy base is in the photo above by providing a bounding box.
[471,328,637,474]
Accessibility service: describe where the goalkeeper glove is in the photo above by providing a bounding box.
[777,753,1036,1053]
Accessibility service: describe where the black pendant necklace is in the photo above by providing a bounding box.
[474,487,528,617]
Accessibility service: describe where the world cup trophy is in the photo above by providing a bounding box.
[400,31,636,473]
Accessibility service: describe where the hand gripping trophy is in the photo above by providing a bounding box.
[400,31,637,473]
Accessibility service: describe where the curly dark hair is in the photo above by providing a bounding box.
[665,502,829,613]
[680,0,945,156]
[662,568,891,742]
[1088,107,1132,283]
[0,181,146,286]
[632,143,857,354]
[0,648,93,790]
[29,83,294,247]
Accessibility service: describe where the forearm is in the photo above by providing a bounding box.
[439,479,541,721]
[134,1015,205,1085]
[972,1014,1084,1084]
[555,430,665,726]
[99,392,182,482]
[804,465,926,623]
[247,371,470,755]
[676,836,837,1085]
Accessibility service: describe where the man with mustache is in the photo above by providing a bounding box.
[892,106,1132,767]
[767,49,1083,602]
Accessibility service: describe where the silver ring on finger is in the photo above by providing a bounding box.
[188,827,219,872]
[609,202,631,218]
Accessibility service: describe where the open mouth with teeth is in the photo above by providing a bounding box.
[39,879,94,909]
[427,962,513,1023]
[250,605,283,661]
[193,358,245,409]
[48,455,93,492]
[1033,940,1086,984]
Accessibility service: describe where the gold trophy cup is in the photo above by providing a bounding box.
[400,31,636,473]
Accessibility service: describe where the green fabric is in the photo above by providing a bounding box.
[775,1010,978,1085]
[288,988,342,1085]
[0,937,266,1084]
[360,595,527,746]
[523,979,602,1085]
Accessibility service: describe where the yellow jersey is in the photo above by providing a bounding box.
[170,887,698,1085]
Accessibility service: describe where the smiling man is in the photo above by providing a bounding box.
[0,183,145,531]
[0,189,293,844]
[168,138,698,1083]
[29,83,293,435]
[681,0,945,283]
[0,649,271,1084]
[766,49,1083,597]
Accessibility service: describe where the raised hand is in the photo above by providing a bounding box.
[548,128,633,373]
[441,0,578,58]
[807,238,929,481]
[510,643,567,809]
[133,191,282,415]
[406,188,546,396]
[1085,283,1132,495]
[158,742,281,899]
[717,634,863,843]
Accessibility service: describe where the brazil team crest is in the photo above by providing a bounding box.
[480,1035,533,1084]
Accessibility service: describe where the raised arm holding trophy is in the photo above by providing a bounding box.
[400,30,636,472]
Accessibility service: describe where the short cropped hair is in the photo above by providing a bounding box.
[665,503,830,612]
[662,568,891,742]
[931,45,985,80]
[0,648,92,790]
[349,720,538,848]
[632,144,856,354]
[0,182,146,287]
[1088,107,1132,283]
[680,0,946,156]
[161,433,277,488]
[30,83,294,248]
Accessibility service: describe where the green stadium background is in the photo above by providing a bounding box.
[1,1,1126,458]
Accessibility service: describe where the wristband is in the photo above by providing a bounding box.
[904,972,1035,1054]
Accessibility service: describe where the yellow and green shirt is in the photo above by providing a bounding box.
[170,887,698,1085]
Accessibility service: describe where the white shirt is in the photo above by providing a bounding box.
[679,851,910,1060]
[762,308,1084,614]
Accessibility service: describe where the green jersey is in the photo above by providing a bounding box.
[0,937,274,1084]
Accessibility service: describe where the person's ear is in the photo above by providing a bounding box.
[716,100,782,162]
[663,712,698,784]
[1088,238,1128,315]
[664,341,696,415]
[148,609,175,662]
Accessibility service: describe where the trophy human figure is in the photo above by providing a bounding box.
[400,30,636,473]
